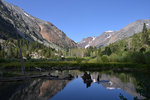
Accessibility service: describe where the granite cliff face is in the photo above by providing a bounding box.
[0,0,76,49]
[78,19,150,48]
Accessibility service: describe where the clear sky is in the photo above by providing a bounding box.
[4,0,150,42]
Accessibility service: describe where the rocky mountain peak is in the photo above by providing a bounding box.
[78,19,150,48]
[0,0,77,49]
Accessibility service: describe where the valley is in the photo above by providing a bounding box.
[0,0,150,100]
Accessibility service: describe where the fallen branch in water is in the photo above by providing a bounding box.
[0,74,74,82]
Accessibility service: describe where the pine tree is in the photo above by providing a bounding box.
[104,47,112,56]
[142,23,147,33]
[98,48,101,56]
[142,23,148,44]
[48,47,51,58]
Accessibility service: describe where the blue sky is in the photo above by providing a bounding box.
[4,0,150,42]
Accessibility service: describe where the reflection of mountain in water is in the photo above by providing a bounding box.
[81,72,143,99]
[8,70,73,100]
[1,70,149,100]
[100,74,143,99]
[9,79,70,100]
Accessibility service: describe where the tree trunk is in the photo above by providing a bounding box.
[18,39,25,74]
[16,30,25,74]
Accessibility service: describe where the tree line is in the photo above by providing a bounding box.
[0,23,150,65]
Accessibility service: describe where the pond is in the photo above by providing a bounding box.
[0,69,150,100]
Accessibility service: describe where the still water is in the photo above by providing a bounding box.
[0,70,150,100]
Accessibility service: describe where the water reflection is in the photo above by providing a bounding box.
[8,71,72,100]
[0,70,150,100]
[82,72,92,88]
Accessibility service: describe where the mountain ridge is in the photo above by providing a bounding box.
[0,0,77,50]
[78,19,150,48]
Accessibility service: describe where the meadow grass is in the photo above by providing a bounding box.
[0,60,148,71]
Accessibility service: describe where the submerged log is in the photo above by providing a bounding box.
[0,74,74,82]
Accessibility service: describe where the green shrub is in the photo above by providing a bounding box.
[127,51,145,64]
[88,58,97,63]
[101,55,109,62]
[109,53,119,62]
[76,58,83,64]
[144,50,150,65]
[0,58,6,63]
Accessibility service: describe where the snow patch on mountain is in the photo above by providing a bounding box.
[106,87,120,90]
[92,37,96,41]
[24,12,29,17]
[85,44,90,48]
[105,30,113,33]
[85,37,96,48]
[106,34,111,39]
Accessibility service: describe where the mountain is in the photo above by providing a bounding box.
[78,19,150,48]
[0,0,76,49]
[77,37,96,48]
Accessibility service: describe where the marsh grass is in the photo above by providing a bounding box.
[0,60,147,71]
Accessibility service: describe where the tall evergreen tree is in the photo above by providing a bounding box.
[142,23,147,33]
[98,48,101,56]
[8,46,14,58]
[104,47,112,56]
[142,23,148,44]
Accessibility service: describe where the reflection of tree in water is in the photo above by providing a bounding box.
[119,93,127,100]
[97,75,100,83]
[82,72,92,88]
[119,93,139,100]
[131,71,150,100]
[136,80,150,100]
[116,70,150,100]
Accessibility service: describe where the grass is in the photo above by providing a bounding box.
[0,60,148,71]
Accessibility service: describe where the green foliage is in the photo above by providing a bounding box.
[142,23,147,34]
[1,60,143,70]
[98,28,150,65]
[109,53,120,62]
[0,39,59,59]
[1,26,150,66]
[127,51,145,64]
[101,55,109,62]
[136,80,150,99]
[76,57,83,64]
[0,58,6,63]
[103,47,112,56]
[147,30,150,45]
[109,43,119,53]
[144,50,150,65]
[97,48,101,56]
[67,46,98,58]
[142,23,148,44]
[131,34,142,50]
